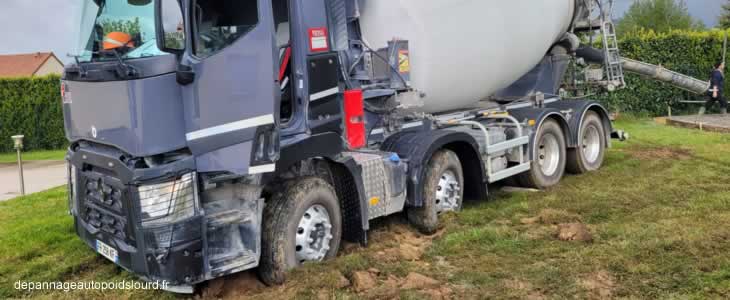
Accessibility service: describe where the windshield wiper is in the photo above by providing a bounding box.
[109,49,140,78]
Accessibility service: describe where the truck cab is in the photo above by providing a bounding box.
[63,0,616,292]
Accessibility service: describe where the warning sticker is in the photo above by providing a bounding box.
[398,50,410,73]
[61,82,72,104]
[309,27,329,52]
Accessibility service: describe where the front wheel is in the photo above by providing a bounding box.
[567,111,606,174]
[517,119,567,189]
[408,149,464,235]
[258,177,342,285]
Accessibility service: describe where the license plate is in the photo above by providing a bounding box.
[96,240,119,263]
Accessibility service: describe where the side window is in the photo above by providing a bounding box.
[194,0,259,58]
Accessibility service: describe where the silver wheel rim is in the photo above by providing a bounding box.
[582,125,601,163]
[538,133,561,176]
[295,204,333,263]
[435,170,461,213]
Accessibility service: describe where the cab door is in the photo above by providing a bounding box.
[181,0,280,175]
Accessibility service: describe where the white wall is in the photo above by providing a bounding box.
[34,59,64,76]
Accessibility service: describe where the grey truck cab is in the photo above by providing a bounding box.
[64,0,379,292]
[63,0,617,293]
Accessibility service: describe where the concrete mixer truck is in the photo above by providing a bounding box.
[62,0,627,292]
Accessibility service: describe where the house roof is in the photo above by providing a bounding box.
[0,52,63,78]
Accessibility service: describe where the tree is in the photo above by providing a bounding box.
[718,1,730,28]
[617,0,705,34]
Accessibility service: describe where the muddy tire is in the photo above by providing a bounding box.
[258,177,342,285]
[567,111,606,174]
[517,119,567,189]
[408,149,464,235]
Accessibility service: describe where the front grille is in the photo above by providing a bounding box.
[85,176,124,213]
[83,205,128,239]
[79,170,132,242]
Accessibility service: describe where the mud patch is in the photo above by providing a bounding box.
[556,223,593,242]
[401,272,440,290]
[206,217,448,299]
[579,270,616,299]
[502,279,546,300]
[200,277,225,299]
[518,209,585,241]
[362,274,402,299]
[368,217,443,262]
[629,146,693,161]
[351,270,377,292]
[199,271,267,299]
[503,279,532,291]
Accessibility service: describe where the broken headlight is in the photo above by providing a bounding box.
[138,173,197,227]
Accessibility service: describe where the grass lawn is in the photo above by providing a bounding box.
[1,118,729,299]
[0,150,67,164]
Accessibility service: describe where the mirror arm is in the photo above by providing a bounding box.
[176,64,195,86]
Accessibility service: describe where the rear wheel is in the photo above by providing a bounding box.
[258,177,342,285]
[567,111,606,174]
[408,149,464,234]
[518,119,567,189]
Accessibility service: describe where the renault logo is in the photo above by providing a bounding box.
[91,126,97,138]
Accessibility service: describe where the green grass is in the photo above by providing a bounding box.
[1,119,729,299]
[0,150,66,164]
[0,190,174,299]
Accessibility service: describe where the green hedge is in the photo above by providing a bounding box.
[596,29,730,116]
[0,75,66,153]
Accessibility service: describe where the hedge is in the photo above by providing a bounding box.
[596,29,730,116]
[0,75,66,153]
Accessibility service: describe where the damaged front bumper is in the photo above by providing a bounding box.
[68,144,264,293]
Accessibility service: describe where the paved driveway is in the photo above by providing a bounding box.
[0,161,67,201]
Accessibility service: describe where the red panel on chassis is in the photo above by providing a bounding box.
[344,89,366,149]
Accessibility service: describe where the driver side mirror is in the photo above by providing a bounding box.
[156,0,186,54]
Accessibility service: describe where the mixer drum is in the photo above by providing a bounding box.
[358,0,576,113]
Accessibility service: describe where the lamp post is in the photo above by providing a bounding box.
[11,135,25,196]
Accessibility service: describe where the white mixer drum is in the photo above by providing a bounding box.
[358,0,576,113]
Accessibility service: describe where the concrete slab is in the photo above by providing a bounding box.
[0,160,67,201]
[666,114,730,133]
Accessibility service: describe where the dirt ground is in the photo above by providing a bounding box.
[195,217,457,300]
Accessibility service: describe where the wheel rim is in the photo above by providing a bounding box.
[295,204,333,263]
[435,170,461,213]
[537,133,561,176]
[582,125,601,163]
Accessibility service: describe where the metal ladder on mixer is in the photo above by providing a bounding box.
[600,7,626,90]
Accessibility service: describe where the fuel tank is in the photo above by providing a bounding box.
[358,0,576,113]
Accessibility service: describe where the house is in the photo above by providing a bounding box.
[0,52,64,78]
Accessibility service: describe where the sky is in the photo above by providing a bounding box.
[613,0,724,27]
[0,0,726,64]
[0,0,79,63]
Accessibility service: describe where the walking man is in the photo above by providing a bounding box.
[702,61,728,115]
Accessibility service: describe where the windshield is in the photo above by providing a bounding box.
[75,0,172,62]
